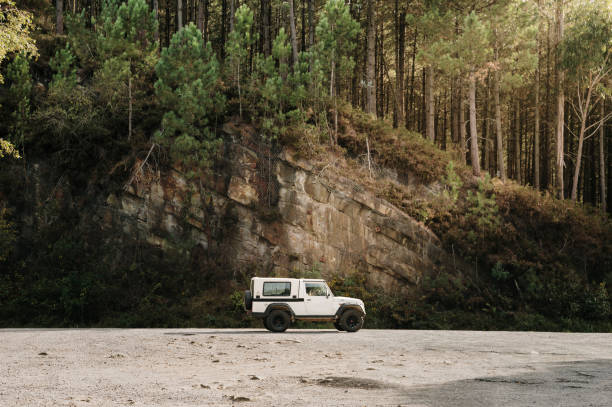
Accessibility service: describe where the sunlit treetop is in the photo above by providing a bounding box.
[0,0,38,83]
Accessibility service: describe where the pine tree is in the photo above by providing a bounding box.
[252,28,309,140]
[154,23,225,173]
[5,54,32,160]
[225,4,256,118]
[95,0,158,141]
[562,0,611,201]
[315,0,360,144]
[486,0,537,182]
[49,44,78,89]
[409,5,455,143]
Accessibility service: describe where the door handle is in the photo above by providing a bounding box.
[306,299,311,301]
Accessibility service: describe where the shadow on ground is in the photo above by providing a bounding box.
[400,359,612,407]
[164,329,342,336]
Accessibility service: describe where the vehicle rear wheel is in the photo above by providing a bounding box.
[333,321,344,331]
[263,317,270,331]
[339,310,363,332]
[266,310,290,332]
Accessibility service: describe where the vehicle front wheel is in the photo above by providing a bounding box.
[266,310,291,332]
[339,310,364,332]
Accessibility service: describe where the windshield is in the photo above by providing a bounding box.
[305,282,333,297]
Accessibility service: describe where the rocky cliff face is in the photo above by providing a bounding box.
[100,123,458,291]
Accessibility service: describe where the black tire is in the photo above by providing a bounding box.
[334,321,344,331]
[244,290,253,311]
[265,310,291,333]
[339,310,364,332]
[263,317,270,331]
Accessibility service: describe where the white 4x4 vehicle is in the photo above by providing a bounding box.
[244,277,366,332]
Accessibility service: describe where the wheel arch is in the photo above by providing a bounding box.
[335,304,365,319]
[263,303,295,319]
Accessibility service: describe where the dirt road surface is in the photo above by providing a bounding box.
[1,329,611,406]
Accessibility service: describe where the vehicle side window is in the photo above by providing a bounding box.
[263,282,291,296]
[305,282,327,296]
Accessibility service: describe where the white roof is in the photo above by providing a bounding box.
[251,277,325,282]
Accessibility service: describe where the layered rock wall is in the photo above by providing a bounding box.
[100,124,458,291]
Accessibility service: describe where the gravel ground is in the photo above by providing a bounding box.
[1,328,611,406]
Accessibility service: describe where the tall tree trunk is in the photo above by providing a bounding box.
[288,0,299,66]
[379,24,385,118]
[153,0,159,42]
[230,0,235,32]
[308,0,314,49]
[483,78,490,172]
[262,0,271,56]
[515,98,521,184]
[128,73,133,141]
[570,80,593,201]
[165,1,170,46]
[407,28,417,129]
[442,89,448,150]
[221,0,227,58]
[56,0,64,35]
[425,66,435,142]
[555,0,565,199]
[197,0,204,33]
[203,0,209,41]
[534,0,541,190]
[459,83,467,164]
[451,79,459,144]
[469,73,481,177]
[601,100,607,213]
[301,0,306,51]
[395,6,406,127]
[543,19,551,189]
[493,73,505,180]
[178,0,183,30]
[331,55,338,144]
[366,0,376,116]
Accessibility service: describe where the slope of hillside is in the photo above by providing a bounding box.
[1,106,610,331]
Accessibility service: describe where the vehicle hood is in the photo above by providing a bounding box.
[334,296,365,311]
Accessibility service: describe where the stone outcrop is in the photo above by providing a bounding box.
[100,123,460,291]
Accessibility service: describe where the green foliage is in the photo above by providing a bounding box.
[64,11,97,73]
[154,24,225,172]
[251,29,310,141]
[583,283,611,320]
[4,53,32,150]
[32,81,108,169]
[442,161,462,204]
[491,262,510,281]
[0,0,38,84]
[94,0,159,130]
[314,0,360,95]
[487,0,537,90]
[225,4,256,116]
[0,139,20,159]
[0,208,16,262]
[466,174,501,235]
[338,104,455,183]
[49,44,77,89]
[562,0,611,79]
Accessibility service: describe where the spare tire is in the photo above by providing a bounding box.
[244,290,253,311]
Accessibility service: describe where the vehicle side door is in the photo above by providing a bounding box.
[290,280,307,316]
[304,282,336,316]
